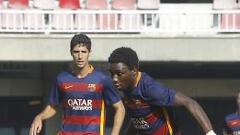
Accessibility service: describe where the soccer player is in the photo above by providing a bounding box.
[223,91,240,135]
[108,47,217,135]
[29,34,125,135]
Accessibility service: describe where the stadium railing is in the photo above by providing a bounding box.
[0,9,240,34]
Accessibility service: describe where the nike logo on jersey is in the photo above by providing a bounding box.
[64,85,73,89]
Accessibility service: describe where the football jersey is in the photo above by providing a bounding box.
[48,66,121,135]
[123,72,177,135]
[224,112,240,135]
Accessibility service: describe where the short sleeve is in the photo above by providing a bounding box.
[48,78,61,105]
[224,116,233,134]
[141,77,176,106]
[102,76,121,105]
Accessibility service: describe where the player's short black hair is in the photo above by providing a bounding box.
[108,47,139,70]
[70,33,91,51]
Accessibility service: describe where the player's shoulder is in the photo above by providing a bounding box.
[56,70,72,79]
[225,112,238,120]
[141,72,157,84]
[141,72,152,80]
[92,68,105,75]
[92,68,111,79]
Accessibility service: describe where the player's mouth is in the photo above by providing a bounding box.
[114,83,121,90]
[77,61,84,64]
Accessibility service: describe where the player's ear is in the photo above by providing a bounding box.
[132,70,136,75]
[132,67,138,75]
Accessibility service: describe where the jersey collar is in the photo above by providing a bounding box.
[134,72,141,87]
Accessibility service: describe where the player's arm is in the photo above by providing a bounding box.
[111,100,125,135]
[173,92,216,135]
[29,104,57,135]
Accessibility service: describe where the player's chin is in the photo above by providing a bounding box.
[117,88,124,91]
[114,86,120,90]
[118,86,126,91]
[75,63,84,68]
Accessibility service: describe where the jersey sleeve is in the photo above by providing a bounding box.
[223,116,233,134]
[141,77,176,106]
[102,75,121,105]
[48,78,61,105]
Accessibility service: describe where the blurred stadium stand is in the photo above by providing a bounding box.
[213,0,240,31]
[0,0,239,34]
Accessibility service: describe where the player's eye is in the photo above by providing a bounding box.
[117,72,123,77]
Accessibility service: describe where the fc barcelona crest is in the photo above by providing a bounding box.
[88,84,96,92]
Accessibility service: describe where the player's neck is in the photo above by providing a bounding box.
[133,71,141,87]
[72,64,92,78]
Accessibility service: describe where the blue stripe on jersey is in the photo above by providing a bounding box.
[64,108,101,116]
[62,91,103,100]
[128,108,152,117]
[61,124,99,132]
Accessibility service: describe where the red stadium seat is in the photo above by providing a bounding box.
[85,0,119,30]
[221,14,240,29]
[59,0,80,9]
[51,0,80,30]
[112,0,136,10]
[0,0,3,9]
[137,0,159,10]
[8,0,29,9]
[2,0,29,29]
[111,0,140,30]
[213,0,238,9]
[28,0,54,30]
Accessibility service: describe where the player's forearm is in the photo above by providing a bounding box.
[174,92,214,134]
[186,99,213,133]
[111,101,125,135]
[37,105,57,120]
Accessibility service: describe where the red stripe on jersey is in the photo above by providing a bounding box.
[63,99,102,109]
[151,123,169,135]
[58,131,100,135]
[60,82,103,92]
[63,116,100,125]
[227,119,240,128]
[144,111,161,124]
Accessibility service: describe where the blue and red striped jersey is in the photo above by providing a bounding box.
[48,67,121,135]
[123,72,177,135]
[224,112,240,135]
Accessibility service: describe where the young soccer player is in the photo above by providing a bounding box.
[108,47,216,135]
[29,34,125,135]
